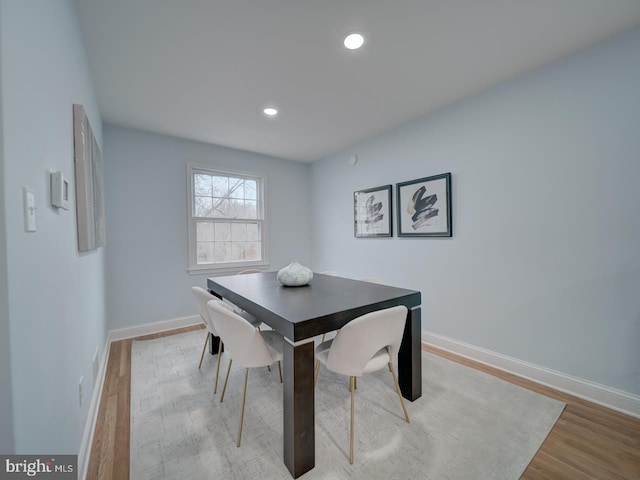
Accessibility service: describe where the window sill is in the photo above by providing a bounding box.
[187,263,270,277]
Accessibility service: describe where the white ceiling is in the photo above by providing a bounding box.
[74,0,640,162]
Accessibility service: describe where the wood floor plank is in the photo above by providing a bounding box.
[113,375,130,480]
[524,449,597,480]
[96,395,117,480]
[86,329,639,479]
[102,342,121,397]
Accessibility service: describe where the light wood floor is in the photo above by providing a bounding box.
[87,326,640,479]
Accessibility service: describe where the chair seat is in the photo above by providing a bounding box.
[316,339,391,376]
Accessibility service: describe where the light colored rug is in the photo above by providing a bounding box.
[130,330,564,479]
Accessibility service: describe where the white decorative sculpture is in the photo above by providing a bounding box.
[277,261,313,287]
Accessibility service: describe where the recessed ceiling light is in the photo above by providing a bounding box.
[263,107,278,116]
[344,32,365,50]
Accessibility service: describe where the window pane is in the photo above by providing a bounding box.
[214,223,231,241]
[197,242,214,264]
[245,200,257,219]
[246,223,259,241]
[194,174,212,196]
[231,223,246,242]
[197,221,214,241]
[212,176,228,197]
[214,242,230,263]
[231,242,246,261]
[229,178,244,199]
[212,198,231,218]
[195,196,213,217]
[244,180,257,200]
[245,242,260,261]
[229,200,244,218]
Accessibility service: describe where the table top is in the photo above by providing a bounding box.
[207,272,421,342]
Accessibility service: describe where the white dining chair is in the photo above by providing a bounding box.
[313,272,384,385]
[237,268,267,275]
[191,286,228,394]
[206,298,284,447]
[314,305,410,464]
[226,269,267,329]
[359,277,385,284]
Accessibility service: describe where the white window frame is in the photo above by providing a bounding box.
[187,163,269,275]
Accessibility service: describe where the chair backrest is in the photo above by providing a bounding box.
[237,269,266,275]
[207,299,276,368]
[326,305,408,377]
[191,286,217,334]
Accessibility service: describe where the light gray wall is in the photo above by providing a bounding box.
[311,27,640,396]
[0,7,14,453]
[103,125,312,330]
[0,0,106,453]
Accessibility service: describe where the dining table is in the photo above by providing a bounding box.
[207,271,422,478]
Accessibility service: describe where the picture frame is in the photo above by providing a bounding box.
[396,173,452,237]
[354,185,393,237]
[73,104,106,251]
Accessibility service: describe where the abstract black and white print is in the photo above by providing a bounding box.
[354,185,392,237]
[397,173,452,237]
[408,185,439,230]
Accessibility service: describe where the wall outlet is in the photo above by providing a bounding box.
[78,376,84,408]
[92,347,99,387]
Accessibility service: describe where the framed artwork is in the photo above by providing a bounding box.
[73,104,106,251]
[354,185,393,237]
[397,173,452,237]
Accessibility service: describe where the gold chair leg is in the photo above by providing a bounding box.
[237,368,249,447]
[198,332,211,369]
[388,362,410,423]
[278,361,283,383]
[314,360,321,386]
[314,333,326,386]
[350,376,355,464]
[220,359,233,403]
[213,338,223,394]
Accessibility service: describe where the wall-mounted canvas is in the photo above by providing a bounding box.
[397,173,452,237]
[73,104,105,251]
[354,185,392,237]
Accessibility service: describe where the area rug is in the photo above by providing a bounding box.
[130,330,564,479]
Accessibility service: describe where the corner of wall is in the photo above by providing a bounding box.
[0,3,16,452]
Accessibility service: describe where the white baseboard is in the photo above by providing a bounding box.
[423,331,640,419]
[109,315,201,342]
[77,315,202,479]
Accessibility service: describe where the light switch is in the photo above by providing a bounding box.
[23,187,37,232]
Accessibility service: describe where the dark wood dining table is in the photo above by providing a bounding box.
[207,271,422,478]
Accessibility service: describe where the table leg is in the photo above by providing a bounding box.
[209,334,224,355]
[398,306,422,401]
[283,339,315,478]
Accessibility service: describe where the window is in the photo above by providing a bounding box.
[187,164,267,273]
